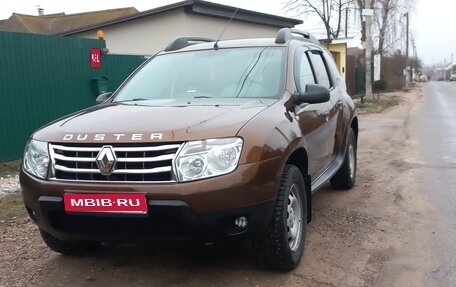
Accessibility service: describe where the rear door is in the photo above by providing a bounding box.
[293,46,333,179]
[322,50,347,157]
[307,49,341,162]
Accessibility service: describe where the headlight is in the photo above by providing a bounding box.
[23,139,49,179]
[174,137,243,182]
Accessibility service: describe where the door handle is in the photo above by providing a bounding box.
[320,111,330,121]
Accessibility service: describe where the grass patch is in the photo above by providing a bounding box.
[355,96,402,114]
[0,194,25,225]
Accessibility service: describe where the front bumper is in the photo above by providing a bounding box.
[24,196,275,242]
[21,158,282,242]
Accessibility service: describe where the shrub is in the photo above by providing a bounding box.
[373,79,388,92]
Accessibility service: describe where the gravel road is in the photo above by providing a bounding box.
[0,174,20,198]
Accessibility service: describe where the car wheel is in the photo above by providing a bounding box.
[331,128,357,189]
[39,229,99,255]
[254,164,307,271]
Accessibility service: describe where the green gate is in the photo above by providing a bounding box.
[0,32,146,162]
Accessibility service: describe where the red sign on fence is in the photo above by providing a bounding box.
[90,48,101,68]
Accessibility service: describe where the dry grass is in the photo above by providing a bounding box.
[355,95,402,114]
[0,160,21,176]
[0,193,25,226]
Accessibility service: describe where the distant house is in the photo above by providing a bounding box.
[0,1,301,56]
[58,0,302,55]
[0,8,138,35]
[327,39,349,80]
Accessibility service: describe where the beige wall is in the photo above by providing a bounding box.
[74,8,282,55]
[327,43,347,79]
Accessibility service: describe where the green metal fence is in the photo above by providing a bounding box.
[0,32,146,162]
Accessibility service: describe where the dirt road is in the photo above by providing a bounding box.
[0,86,438,286]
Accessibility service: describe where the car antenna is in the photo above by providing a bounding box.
[213,1,242,50]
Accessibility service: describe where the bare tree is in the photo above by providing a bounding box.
[284,0,414,55]
[359,0,415,55]
[373,0,413,55]
[285,0,355,40]
[375,0,393,55]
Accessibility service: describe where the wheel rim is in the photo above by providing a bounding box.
[348,144,355,181]
[287,184,303,252]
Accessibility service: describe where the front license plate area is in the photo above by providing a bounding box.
[63,193,148,214]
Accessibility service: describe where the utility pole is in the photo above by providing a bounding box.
[363,0,373,98]
[404,12,410,85]
[412,36,417,77]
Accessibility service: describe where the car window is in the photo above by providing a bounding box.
[308,51,332,89]
[322,51,338,80]
[114,47,285,102]
[294,49,316,93]
[322,51,345,90]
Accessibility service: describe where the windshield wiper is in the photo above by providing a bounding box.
[193,95,212,98]
[115,98,148,103]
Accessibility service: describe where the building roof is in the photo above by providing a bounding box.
[0,7,138,35]
[59,0,302,36]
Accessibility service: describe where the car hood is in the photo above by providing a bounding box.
[33,98,276,143]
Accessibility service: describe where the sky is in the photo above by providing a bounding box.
[0,0,454,66]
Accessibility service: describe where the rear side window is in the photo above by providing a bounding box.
[322,51,345,89]
[323,51,340,77]
[308,51,332,89]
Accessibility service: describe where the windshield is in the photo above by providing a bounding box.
[114,47,285,102]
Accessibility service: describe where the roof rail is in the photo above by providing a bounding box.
[164,36,216,52]
[275,28,319,45]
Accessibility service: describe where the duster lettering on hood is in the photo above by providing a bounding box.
[62,133,163,141]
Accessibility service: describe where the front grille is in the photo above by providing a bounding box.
[49,143,181,182]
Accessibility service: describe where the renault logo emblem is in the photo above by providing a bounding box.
[96,146,117,175]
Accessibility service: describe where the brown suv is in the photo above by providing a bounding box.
[20,28,357,271]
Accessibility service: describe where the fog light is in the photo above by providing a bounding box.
[234,216,248,228]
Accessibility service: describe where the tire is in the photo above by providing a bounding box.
[254,164,307,271]
[39,229,99,255]
[331,128,357,189]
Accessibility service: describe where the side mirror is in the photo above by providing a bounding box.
[294,84,330,105]
[95,92,113,104]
